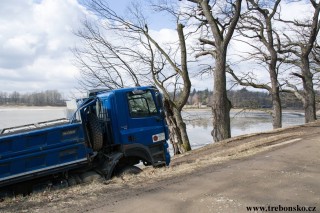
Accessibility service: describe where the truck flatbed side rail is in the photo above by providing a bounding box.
[0,118,70,135]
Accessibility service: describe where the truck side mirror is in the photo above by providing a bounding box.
[155,92,165,118]
[159,109,165,118]
[155,92,163,107]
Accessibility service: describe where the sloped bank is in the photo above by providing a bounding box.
[1,121,319,213]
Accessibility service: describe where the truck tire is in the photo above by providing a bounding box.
[80,171,102,183]
[116,166,142,177]
[87,113,103,151]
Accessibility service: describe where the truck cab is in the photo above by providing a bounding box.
[85,86,170,172]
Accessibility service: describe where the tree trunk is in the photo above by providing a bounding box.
[301,56,316,123]
[271,89,282,129]
[165,114,182,155]
[269,54,282,129]
[173,108,191,152]
[163,99,191,154]
[211,48,231,142]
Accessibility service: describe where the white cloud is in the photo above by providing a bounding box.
[279,0,313,21]
[0,0,88,94]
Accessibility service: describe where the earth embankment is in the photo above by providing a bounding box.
[1,121,319,213]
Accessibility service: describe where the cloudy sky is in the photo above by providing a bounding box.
[0,0,313,97]
[0,0,88,96]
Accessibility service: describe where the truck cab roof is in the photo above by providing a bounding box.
[90,86,157,98]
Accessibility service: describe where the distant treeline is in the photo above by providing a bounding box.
[0,88,310,109]
[188,88,306,109]
[0,90,66,106]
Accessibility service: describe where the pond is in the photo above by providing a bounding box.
[183,109,305,149]
[0,107,305,150]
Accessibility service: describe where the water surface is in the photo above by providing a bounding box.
[184,109,304,149]
[0,107,305,150]
[0,107,66,130]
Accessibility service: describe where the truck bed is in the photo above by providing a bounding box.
[0,120,92,188]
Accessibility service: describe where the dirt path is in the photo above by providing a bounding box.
[93,132,320,213]
[1,122,320,213]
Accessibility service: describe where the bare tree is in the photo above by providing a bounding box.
[74,0,192,153]
[278,0,320,123]
[146,23,192,153]
[73,19,142,90]
[228,0,284,129]
[184,0,242,142]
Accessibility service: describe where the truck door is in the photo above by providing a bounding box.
[122,90,166,146]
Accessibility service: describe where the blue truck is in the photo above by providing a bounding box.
[0,86,170,191]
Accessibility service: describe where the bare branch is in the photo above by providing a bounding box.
[227,66,271,91]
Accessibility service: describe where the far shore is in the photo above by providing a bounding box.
[183,106,304,113]
[0,105,307,114]
[0,105,66,110]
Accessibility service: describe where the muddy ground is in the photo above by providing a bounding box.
[1,121,319,212]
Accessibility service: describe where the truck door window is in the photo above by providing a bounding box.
[127,91,157,117]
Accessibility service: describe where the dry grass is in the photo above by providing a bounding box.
[0,122,318,212]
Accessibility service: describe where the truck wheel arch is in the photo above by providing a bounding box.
[122,144,154,165]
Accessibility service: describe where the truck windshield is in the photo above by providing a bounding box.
[127,90,157,118]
